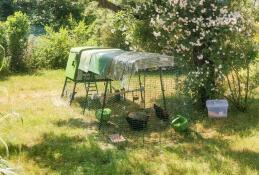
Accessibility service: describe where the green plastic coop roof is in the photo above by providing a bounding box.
[76,47,175,81]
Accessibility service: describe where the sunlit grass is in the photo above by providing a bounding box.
[0,70,258,175]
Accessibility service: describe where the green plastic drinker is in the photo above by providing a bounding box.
[171,115,188,132]
[95,108,112,122]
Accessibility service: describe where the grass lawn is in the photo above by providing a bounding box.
[0,70,258,175]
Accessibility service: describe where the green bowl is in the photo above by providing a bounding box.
[171,115,188,132]
[95,108,112,122]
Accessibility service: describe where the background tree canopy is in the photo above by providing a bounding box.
[0,0,258,109]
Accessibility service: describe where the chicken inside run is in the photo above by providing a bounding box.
[66,69,182,145]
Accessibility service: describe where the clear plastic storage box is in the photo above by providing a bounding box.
[206,99,228,118]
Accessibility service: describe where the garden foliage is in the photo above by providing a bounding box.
[31,3,130,69]
[31,27,71,69]
[31,20,91,69]
[0,22,7,50]
[0,0,258,110]
[114,0,258,108]
[2,0,85,30]
[0,0,14,21]
[5,11,30,71]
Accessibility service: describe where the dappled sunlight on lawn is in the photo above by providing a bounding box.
[0,70,258,175]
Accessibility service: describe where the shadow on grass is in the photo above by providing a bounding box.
[165,133,259,173]
[26,133,127,174]
[74,96,142,113]
[0,75,8,81]
[24,132,180,175]
[0,69,43,79]
[227,149,259,171]
[55,118,97,129]
[1,131,258,174]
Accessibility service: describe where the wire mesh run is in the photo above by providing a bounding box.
[63,68,181,146]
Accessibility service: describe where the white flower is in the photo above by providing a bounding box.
[201,9,206,13]
[197,54,203,60]
[153,31,161,37]
[150,18,156,25]
[199,0,205,6]
[111,29,115,33]
[156,15,165,26]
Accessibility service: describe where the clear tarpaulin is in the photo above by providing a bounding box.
[78,48,175,81]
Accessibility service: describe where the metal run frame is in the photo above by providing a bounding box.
[61,68,169,131]
[98,68,167,130]
[60,73,111,106]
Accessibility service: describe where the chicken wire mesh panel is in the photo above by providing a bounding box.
[63,69,179,146]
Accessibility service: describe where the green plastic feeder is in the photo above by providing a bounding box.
[95,108,112,122]
[171,115,188,132]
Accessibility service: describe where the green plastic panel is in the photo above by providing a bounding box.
[65,46,113,81]
[65,52,79,80]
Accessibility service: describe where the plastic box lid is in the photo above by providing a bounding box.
[206,99,228,108]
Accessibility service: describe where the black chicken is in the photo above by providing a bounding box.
[154,104,169,121]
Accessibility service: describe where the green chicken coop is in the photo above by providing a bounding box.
[61,47,110,104]
[61,46,177,129]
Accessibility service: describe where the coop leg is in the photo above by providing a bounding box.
[109,81,112,93]
[159,68,167,111]
[99,80,109,130]
[83,80,90,115]
[69,82,77,105]
[175,69,180,97]
[138,73,144,102]
[143,71,146,108]
[121,88,126,101]
[142,130,145,146]
[61,77,68,97]
[96,82,99,94]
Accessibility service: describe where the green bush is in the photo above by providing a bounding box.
[31,20,93,69]
[72,21,90,45]
[32,27,72,69]
[100,26,129,50]
[0,21,10,73]
[0,22,7,50]
[104,11,159,52]
[0,45,5,71]
[100,16,129,50]
[6,11,30,72]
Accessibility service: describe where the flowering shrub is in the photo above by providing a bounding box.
[123,0,258,107]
